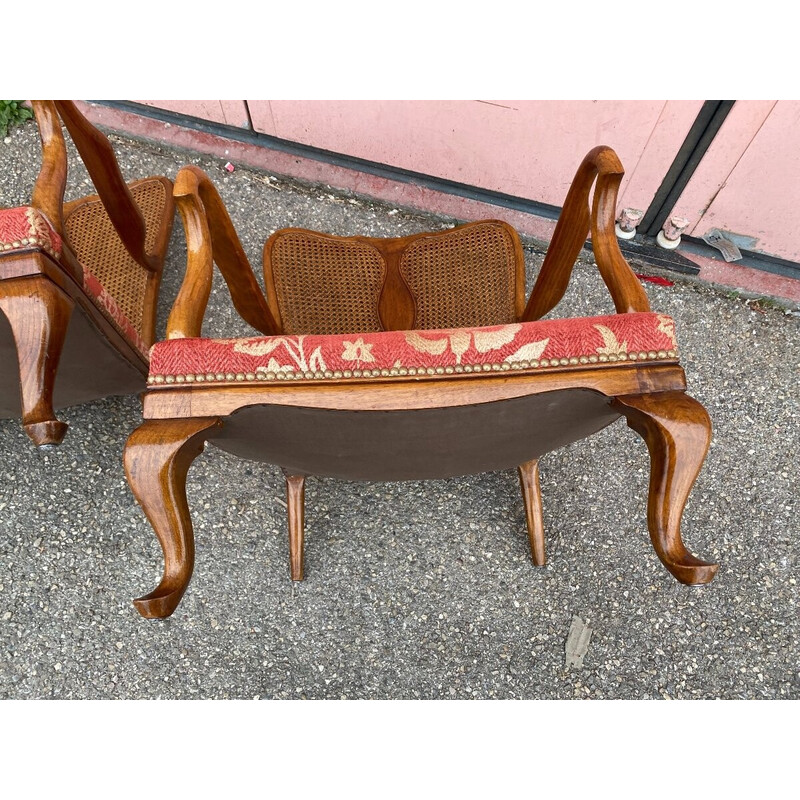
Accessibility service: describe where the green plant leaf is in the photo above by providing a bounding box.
[0,100,33,138]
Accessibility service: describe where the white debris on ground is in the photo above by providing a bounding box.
[565,616,592,670]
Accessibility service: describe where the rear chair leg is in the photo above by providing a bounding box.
[0,275,74,447]
[518,460,546,565]
[124,417,222,618]
[283,471,306,581]
[612,391,718,585]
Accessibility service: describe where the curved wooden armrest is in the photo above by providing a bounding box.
[51,100,163,273]
[521,145,650,322]
[167,165,279,339]
[30,101,68,237]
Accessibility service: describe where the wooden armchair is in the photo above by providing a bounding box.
[124,148,718,619]
[0,101,174,446]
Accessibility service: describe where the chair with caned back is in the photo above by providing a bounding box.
[0,100,174,447]
[123,151,717,620]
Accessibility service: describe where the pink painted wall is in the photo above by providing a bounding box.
[616,100,705,211]
[136,99,800,263]
[247,100,700,213]
[672,101,800,261]
[136,100,250,128]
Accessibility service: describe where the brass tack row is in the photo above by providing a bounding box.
[0,236,60,259]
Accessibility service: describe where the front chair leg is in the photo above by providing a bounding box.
[518,460,546,565]
[124,417,222,618]
[283,471,306,581]
[0,274,74,447]
[612,391,718,585]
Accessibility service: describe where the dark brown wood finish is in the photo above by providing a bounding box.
[125,151,717,618]
[168,166,277,339]
[284,472,306,581]
[30,102,69,240]
[263,220,526,334]
[0,252,148,371]
[376,239,416,331]
[142,363,688,418]
[127,375,716,616]
[53,101,161,273]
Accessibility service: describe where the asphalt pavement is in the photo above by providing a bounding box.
[0,119,797,699]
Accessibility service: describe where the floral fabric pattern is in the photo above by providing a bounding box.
[148,312,679,386]
[81,270,148,356]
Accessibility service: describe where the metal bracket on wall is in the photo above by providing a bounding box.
[702,229,743,262]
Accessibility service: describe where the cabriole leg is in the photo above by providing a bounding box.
[0,274,74,447]
[612,391,718,585]
[518,459,546,566]
[124,417,222,618]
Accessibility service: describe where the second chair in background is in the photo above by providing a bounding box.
[0,101,174,446]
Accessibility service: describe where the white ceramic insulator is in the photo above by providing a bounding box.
[615,223,637,240]
[656,230,681,249]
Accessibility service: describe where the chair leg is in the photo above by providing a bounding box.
[124,417,222,618]
[612,391,718,585]
[283,471,306,581]
[517,460,546,565]
[0,275,74,447]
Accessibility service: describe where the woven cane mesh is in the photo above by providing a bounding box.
[270,231,386,334]
[63,179,167,337]
[400,223,518,329]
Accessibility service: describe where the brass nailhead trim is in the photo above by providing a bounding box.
[1,235,59,259]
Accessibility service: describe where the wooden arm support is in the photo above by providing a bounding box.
[522,146,650,322]
[167,166,279,339]
[50,101,162,273]
[32,100,164,275]
[30,101,68,237]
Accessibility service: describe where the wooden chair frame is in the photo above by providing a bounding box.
[0,101,174,446]
[124,148,717,619]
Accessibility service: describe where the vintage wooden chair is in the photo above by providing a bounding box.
[0,100,174,447]
[124,148,718,619]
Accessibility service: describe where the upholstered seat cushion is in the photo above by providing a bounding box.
[148,312,679,386]
[0,205,147,355]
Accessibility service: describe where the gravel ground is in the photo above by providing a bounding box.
[0,119,798,700]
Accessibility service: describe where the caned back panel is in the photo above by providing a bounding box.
[267,231,386,335]
[399,222,518,329]
[265,221,523,334]
[64,179,167,337]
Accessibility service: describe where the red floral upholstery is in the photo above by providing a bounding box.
[0,206,147,356]
[148,312,679,386]
[0,206,62,259]
[81,270,148,356]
